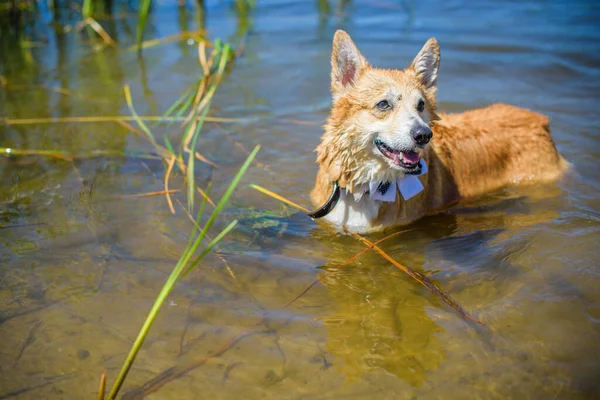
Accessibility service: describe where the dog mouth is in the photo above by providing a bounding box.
[374,138,422,172]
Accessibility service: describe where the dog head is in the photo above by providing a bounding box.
[317,30,440,189]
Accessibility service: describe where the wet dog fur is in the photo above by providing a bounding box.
[311,30,567,233]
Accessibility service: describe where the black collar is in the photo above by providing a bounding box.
[308,181,340,219]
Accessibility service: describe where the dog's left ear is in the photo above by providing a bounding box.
[410,38,440,90]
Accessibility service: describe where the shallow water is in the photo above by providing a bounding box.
[1,0,599,399]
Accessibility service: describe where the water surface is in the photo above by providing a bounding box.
[1,1,599,399]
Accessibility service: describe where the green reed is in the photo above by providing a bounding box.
[136,0,152,49]
[101,36,249,398]
[124,0,254,50]
[106,145,259,399]
[82,0,93,17]
[1,0,254,51]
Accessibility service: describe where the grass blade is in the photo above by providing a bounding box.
[0,147,160,161]
[82,0,93,17]
[123,85,157,146]
[136,0,152,51]
[181,220,238,277]
[164,156,176,214]
[182,44,231,211]
[98,370,107,400]
[193,145,259,243]
[249,184,310,213]
[3,115,248,125]
[163,136,175,154]
[183,144,259,264]
[195,183,212,230]
[77,18,116,46]
[158,85,197,127]
[196,185,215,207]
[184,108,209,212]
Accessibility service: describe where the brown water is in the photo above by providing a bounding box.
[1,1,600,399]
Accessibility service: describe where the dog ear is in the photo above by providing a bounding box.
[410,38,440,90]
[331,30,368,99]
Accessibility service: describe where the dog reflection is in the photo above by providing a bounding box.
[318,263,445,387]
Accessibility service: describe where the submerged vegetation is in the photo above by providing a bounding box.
[2,1,263,397]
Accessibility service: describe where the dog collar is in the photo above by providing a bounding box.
[308,161,428,219]
[308,181,340,219]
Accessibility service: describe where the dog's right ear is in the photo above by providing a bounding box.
[331,30,368,100]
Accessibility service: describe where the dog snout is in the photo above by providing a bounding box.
[411,126,433,146]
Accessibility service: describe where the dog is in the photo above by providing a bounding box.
[310,30,568,233]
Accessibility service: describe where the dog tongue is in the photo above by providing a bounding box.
[402,151,420,164]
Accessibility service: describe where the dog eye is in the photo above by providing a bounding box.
[376,100,391,111]
[417,99,425,112]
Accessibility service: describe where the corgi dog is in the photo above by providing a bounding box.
[310,30,567,233]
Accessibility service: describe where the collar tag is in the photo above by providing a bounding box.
[397,160,427,200]
[397,175,424,200]
[369,160,428,203]
[369,179,397,202]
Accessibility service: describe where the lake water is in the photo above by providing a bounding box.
[1,0,599,399]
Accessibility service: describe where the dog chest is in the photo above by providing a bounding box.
[324,189,381,233]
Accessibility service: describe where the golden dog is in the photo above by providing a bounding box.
[311,30,567,233]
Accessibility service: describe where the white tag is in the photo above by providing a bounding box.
[396,160,427,200]
[420,159,428,175]
[369,179,397,202]
[397,175,424,200]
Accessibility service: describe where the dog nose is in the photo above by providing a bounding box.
[411,126,433,145]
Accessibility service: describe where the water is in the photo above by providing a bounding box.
[1,1,599,398]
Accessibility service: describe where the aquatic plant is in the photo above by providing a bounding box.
[1,15,255,395]
[0,0,255,50]
[99,35,255,400]
[105,145,259,399]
